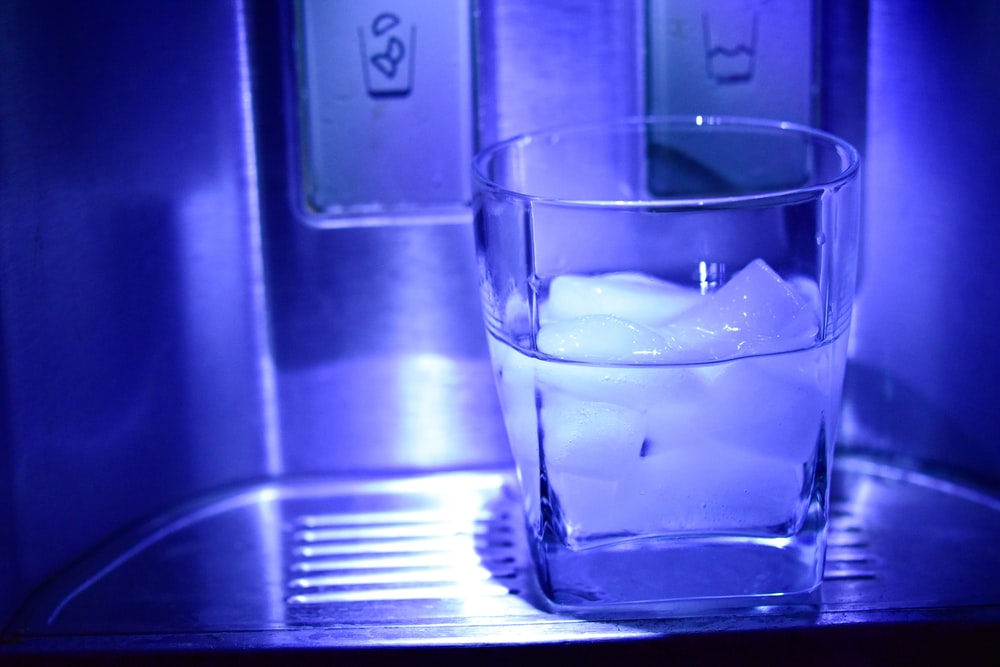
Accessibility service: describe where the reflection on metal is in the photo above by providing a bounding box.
[8,458,999,650]
[393,354,477,465]
[235,0,284,476]
[287,475,520,604]
[288,583,512,605]
[0,0,273,626]
[824,491,877,582]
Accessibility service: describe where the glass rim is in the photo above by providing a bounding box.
[472,115,861,210]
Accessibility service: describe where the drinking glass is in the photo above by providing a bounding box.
[472,116,861,610]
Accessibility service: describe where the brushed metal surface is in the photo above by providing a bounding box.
[844,0,1000,485]
[0,0,274,625]
[474,0,645,146]
[5,454,998,650]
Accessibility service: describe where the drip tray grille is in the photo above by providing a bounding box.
[8,455,1000,649]
[287,501,524,605]
[823,508,876,583]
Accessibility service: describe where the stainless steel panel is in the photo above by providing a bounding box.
[842,1,1000,485]
[0,0,273,625]
[6,456,998,652]
[257,220,512,473]
[475,0,646,147]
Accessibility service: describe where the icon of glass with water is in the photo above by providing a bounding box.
[702,11,757,83]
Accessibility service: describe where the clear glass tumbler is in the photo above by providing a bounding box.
[472,116,861,611]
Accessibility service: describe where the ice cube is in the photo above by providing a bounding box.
[534,315,686,411]
[789,275,822,322]
[542,272,703,328]
[533,358,696,414]
[637,350,828,463]
[487,336,540,521]
[540,393,646,479]
[503,290,531,332]
[615,444,805,534]
[689,349,828,463]
[707,258,818,346]
[548,471,621,543]
[489,337,537,450]
[537,314,668,363]
[658,258,819,360]
[640,380,718,457]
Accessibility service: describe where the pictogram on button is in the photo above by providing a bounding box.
[359,12,415,97]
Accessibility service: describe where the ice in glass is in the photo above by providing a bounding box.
[473,117,860,609]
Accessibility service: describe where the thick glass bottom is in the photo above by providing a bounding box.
[531,505,827,612]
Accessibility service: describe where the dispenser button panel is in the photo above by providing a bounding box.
[296,0,473,223]
[646,0,815,125]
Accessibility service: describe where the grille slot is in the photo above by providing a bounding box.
[286,492,526,606]
[824,502,877,582]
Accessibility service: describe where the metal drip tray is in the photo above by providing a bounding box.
[5,452,1000,653]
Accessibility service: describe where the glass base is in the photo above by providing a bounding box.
[531,510,827,613]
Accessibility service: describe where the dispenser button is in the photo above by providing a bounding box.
[297,0,473,223]
[646,0,815,124]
